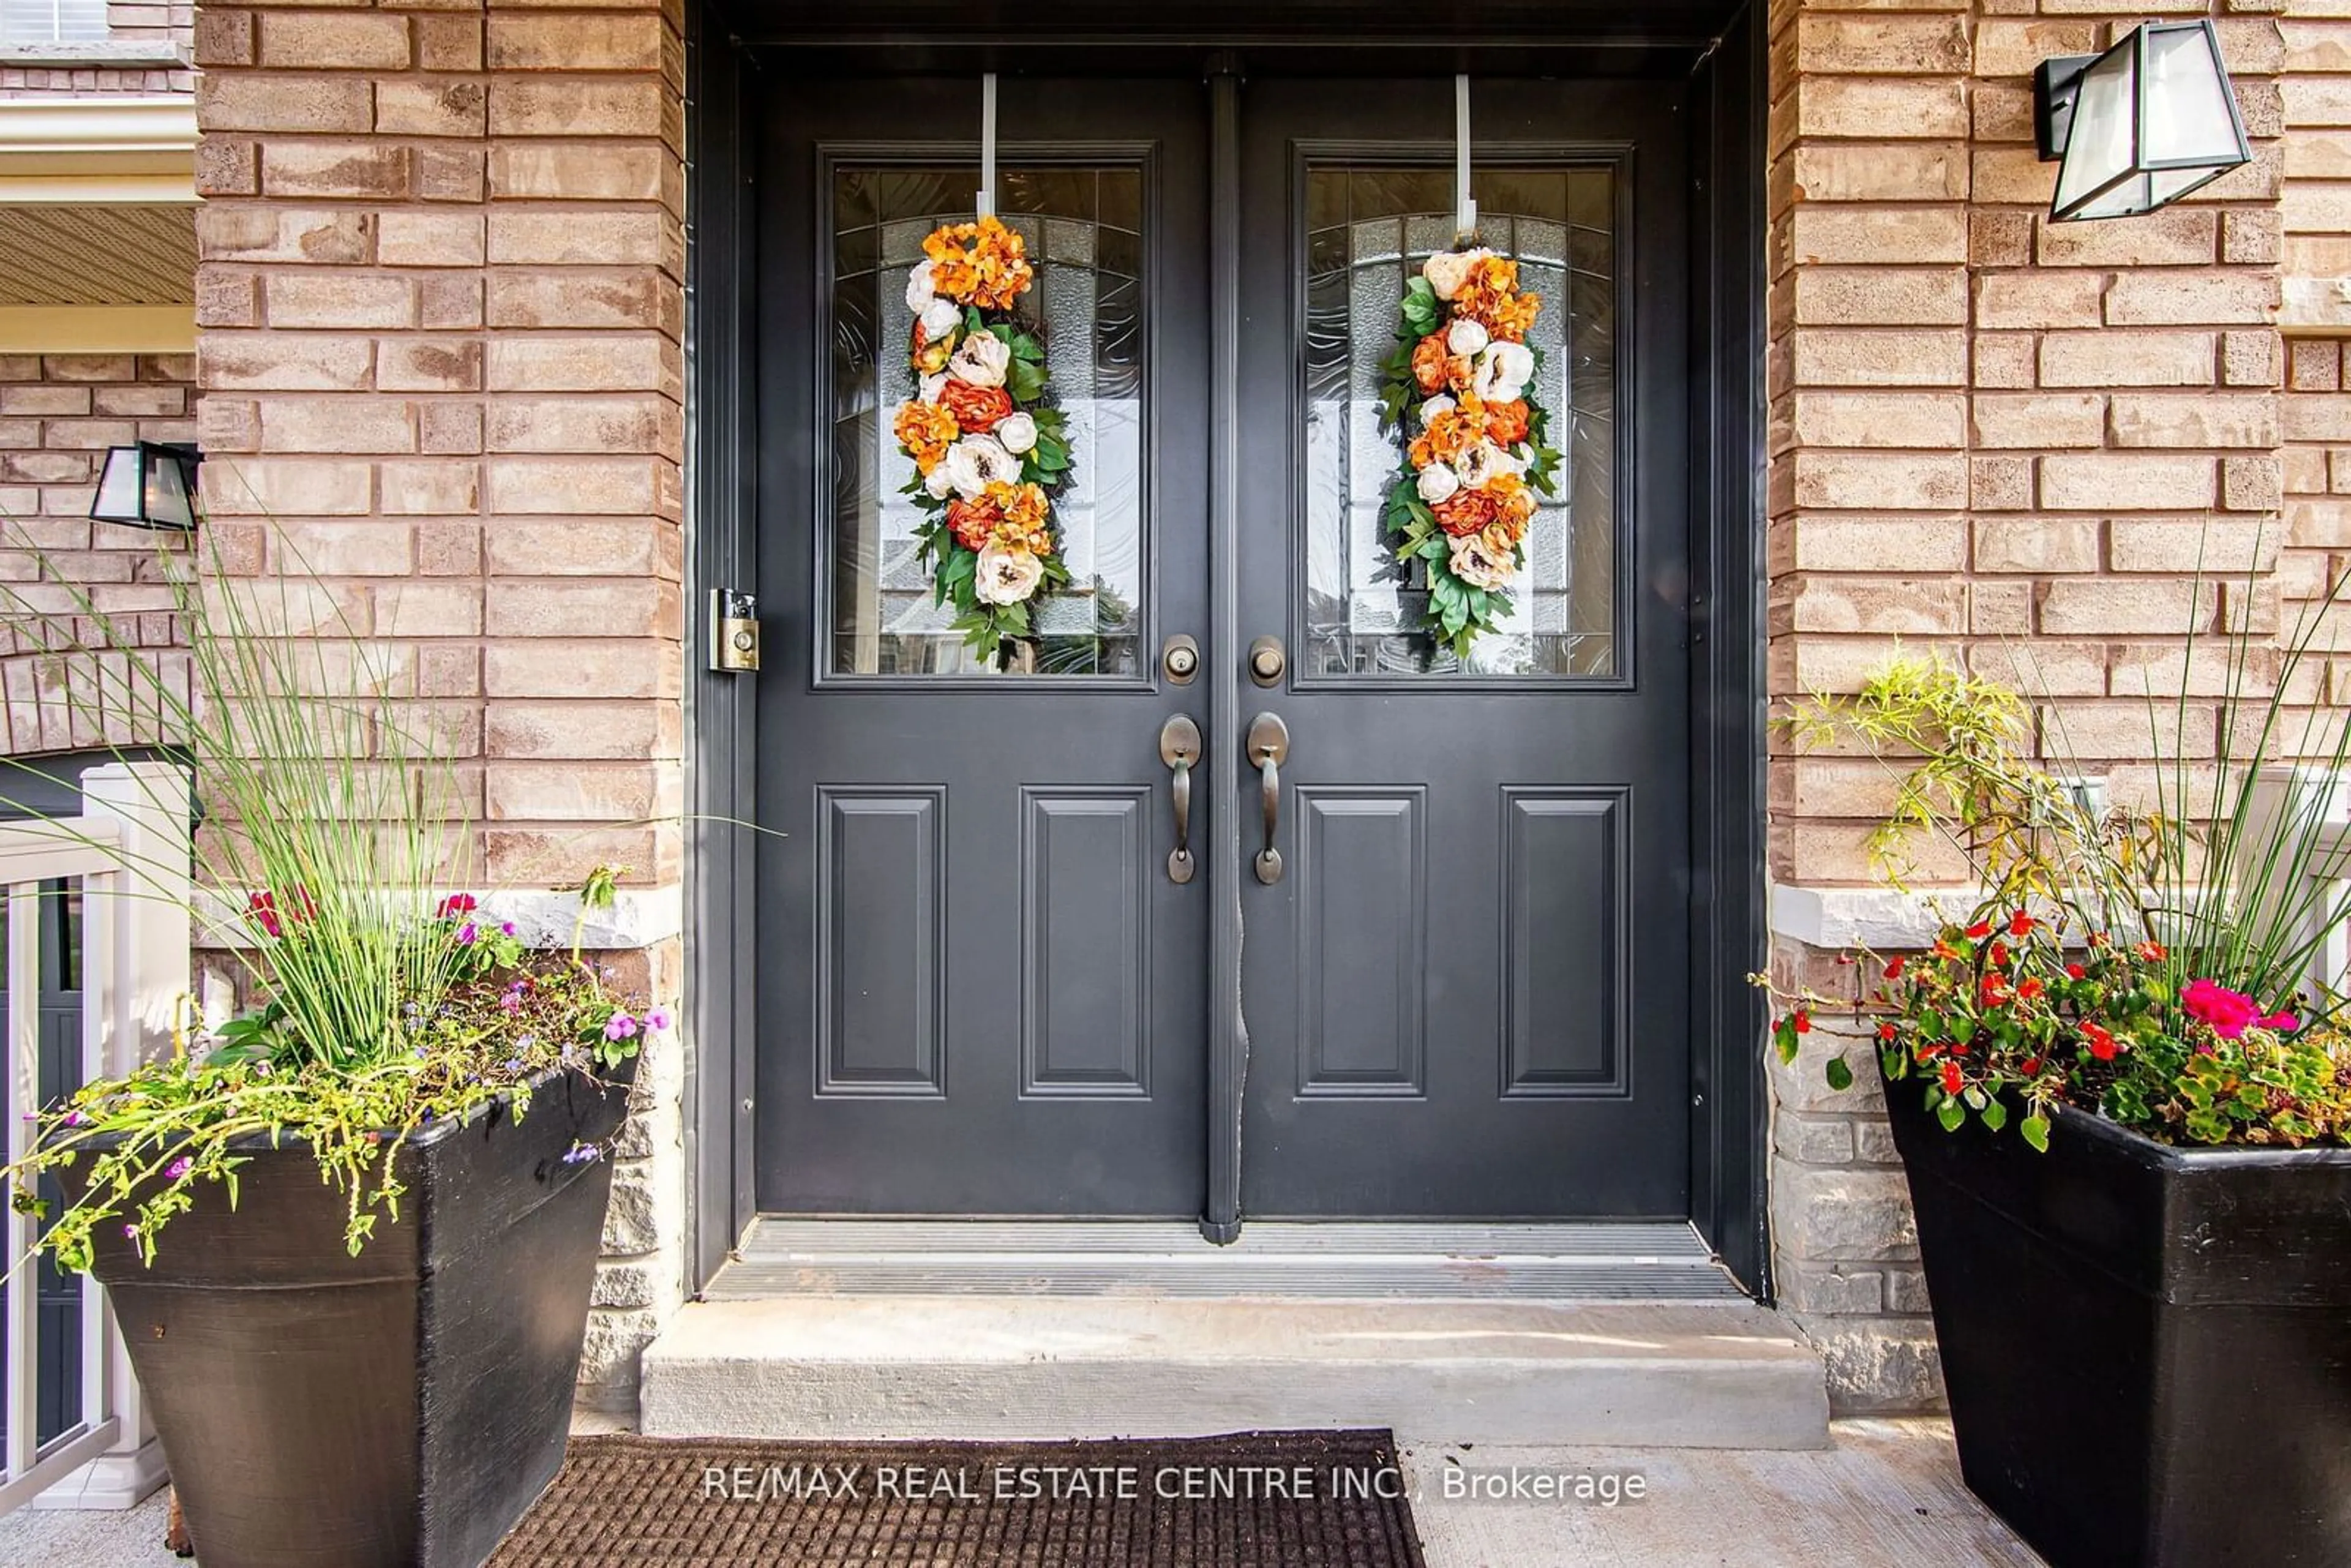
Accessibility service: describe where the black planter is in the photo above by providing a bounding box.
[1885,1075,2351,1568]
[67,1061,634,1568]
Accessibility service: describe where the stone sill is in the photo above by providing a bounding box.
[1769,883,1976,951]
[0,43,188,69]
[190,885,686,953]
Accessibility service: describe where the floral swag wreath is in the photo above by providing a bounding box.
[1378,246,1559,660]
[891,216,1074,670]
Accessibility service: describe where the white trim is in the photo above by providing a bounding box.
[0,304,193,353]
[1768,882,1976,951]
[0,95,195,201]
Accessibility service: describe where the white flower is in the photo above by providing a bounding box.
[1447,318,1490,356]
[1419,394,1456,429]
[1453,440,1521,491]
[974,542,1044,606]
[995,411,1039,455]
[1422,247,1490,302]
[1415,462,1461,505]
[941,435,1021,499]
[1474,341,1536,403]
[1448,530,1516,591]
[948,331,1011,388]
[919,372,947,405]
[924,465,956,500]
[919,298,963,343]
[906,260,937,312]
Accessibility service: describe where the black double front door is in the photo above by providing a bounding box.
[754,69,1691,1223]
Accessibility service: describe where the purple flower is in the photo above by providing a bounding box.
[499,991,522,1013]
[645,1007,674,1033]
[121,1223,137,1239]
[457,923,478,947]
[501,921,516,937]
[561,1142,602,1166]
[604,1013,638,1042]
[61,1110,84,1128]
[164,1157,192,1181]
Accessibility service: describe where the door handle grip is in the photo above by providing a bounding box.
[1247,713,1289,885]
[1160,715,1202,885]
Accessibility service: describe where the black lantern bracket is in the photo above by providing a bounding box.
[89,440,203,532]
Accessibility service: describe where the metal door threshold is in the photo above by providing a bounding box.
[708,1219,1745,1302]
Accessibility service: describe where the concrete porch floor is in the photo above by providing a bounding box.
[0,1419,2041,1566]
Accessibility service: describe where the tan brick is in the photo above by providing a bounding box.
[1790,451,1968,510]
[1787,391,1965,449]
[2109,394,2278,449]
[203,332,373,391]
[488,143,670,202]
[485,762,675,823]
[2222,329,2282,388]
[413,13,482,72]
[2037,578,2218,636]
[1786,208,1967,267]
[484,396,675,454]
[198,73,374,133]
[2109,519,2280,575]
[377,211,486,268]
[195,139,261,198]
[484,336,676,394]
[1969,209,2033,268]
[1777,516,1968,575]
[1787,77,1968,140]
[1971,334,2037,389]
[200,457,372,517]
[266,275,414,331]
[2289,339,2344,391]
[267,519,416,577]
[1968,146,2054,205]
[197,207,374,266]
[2222,209,2284,266]
[414,146,487,204]
[193,8,255,67]
[1788,329,1967,387]
[2223,454,2284,512]
[1778,577,1965,635]
[485,639,669,699]
[2102,271,2280,326]
[486,210,671,267]
[486,580,675,637]
[2039,331,2216,388]
[485,457,666,516]
[1973,271,2104,330]
[486,518,673,576]
[257,13,411,71]
[487,78,666,138]
[2036,208,2216,267]
[375,78,487,138]
[378,339,484,393]
[1970,392,2104,449]
[419,402,483,455]
[258,396,416,454]
[1973,19,2100,78]
[486,13,666,70]
[1788,268,1966,327]
[2039,454,2219,511]
[1791,142,1965,203]
[418,274,484,331]
[1970,517,2100,574]
[378,459,481,515]
[484,272,678,333]
[2038,702,2218,760]
[260,142,410,200]
[487,701,674,761]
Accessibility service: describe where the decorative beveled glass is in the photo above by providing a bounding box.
[1300,162,1619,680]
[827,163,1145,676]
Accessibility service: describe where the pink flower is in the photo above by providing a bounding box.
[2182,978,2262,1040]
[604,1013,638,1041]
[438,893,477,919]
[498,991,522,1013]
[645,1007,673,1033]
[2260,1011,2300,1033]
[164,1157,192,1181]
[456,923,478,947]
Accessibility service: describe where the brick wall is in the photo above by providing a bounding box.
[0,2,195,96]
[190,0,688,1409]
[1766,0,2295,1410]
[0,353,193,752]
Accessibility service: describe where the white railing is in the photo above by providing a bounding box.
[0,761,187,1517]
[2243,768,2351,1007]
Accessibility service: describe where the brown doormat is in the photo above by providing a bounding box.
[489,1430,1426,1567]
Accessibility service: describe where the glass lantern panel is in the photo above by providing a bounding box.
[2053,47,2138,217]
[2142,26,2243,167]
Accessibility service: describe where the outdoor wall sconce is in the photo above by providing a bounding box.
[2035,20,2251,222]
[89,441,202,531]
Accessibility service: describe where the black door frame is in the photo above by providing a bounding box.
[683,0,1769,1292]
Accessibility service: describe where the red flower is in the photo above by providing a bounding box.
[1982,973,2012,1003]
[1792,1010,1812,1035]
[1941,1060,1964,1095]
[1989,942,2010,969]
[1878,1022,1897,1042]
[247,890,281,939]
[1883,956,1906,980]
[438,893,477,919]
[2009,912,2036,937]
[1932,940,1962,961]
[245,885,315,939]
[2021,1056,2043,1076]
[1965,920,1993,941]
[2017,977,2045,1003]
[2081,1022,2119,1062]
[2136,940,2166,962]
[2066,963,2087,981]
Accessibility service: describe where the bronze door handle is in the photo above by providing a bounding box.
[1247,712,1289,885]
[1160,714,1202,885]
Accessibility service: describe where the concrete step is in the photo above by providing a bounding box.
[639,1297,1831,1450]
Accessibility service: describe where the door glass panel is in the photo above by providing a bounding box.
[1302,162,1618,678]
[829,163,1146,677]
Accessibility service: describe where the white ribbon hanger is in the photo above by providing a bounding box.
[1455,74,1477,243]
[977,72,998,219]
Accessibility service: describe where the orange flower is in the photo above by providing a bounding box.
[893,399,959,473]
[1433,487,1502,538]
[1486,398,1531,446]
[1478,519,1523,561]
[1482,289,1542,343]
[946,494,1001,552]
[984,480,1055,555]
[1411,333,1453,394]
[923,217,1034,312]
[1409,402,1492,470]
[940,380,1014,433]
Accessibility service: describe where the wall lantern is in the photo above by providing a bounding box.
[2035,19,2251,223]
[89,441,201,531]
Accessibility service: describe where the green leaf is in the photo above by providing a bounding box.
[1980,1098,2008,1132]
[2020,1113,2050,1152]
[1936,1097,1967,1133]
[1824,1054,1854,1091]
[1773,1015,1799,1065]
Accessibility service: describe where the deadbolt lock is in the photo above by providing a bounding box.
[1162,634,1199,685]
[1248,636,1286,687]
[710,588,760,673]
